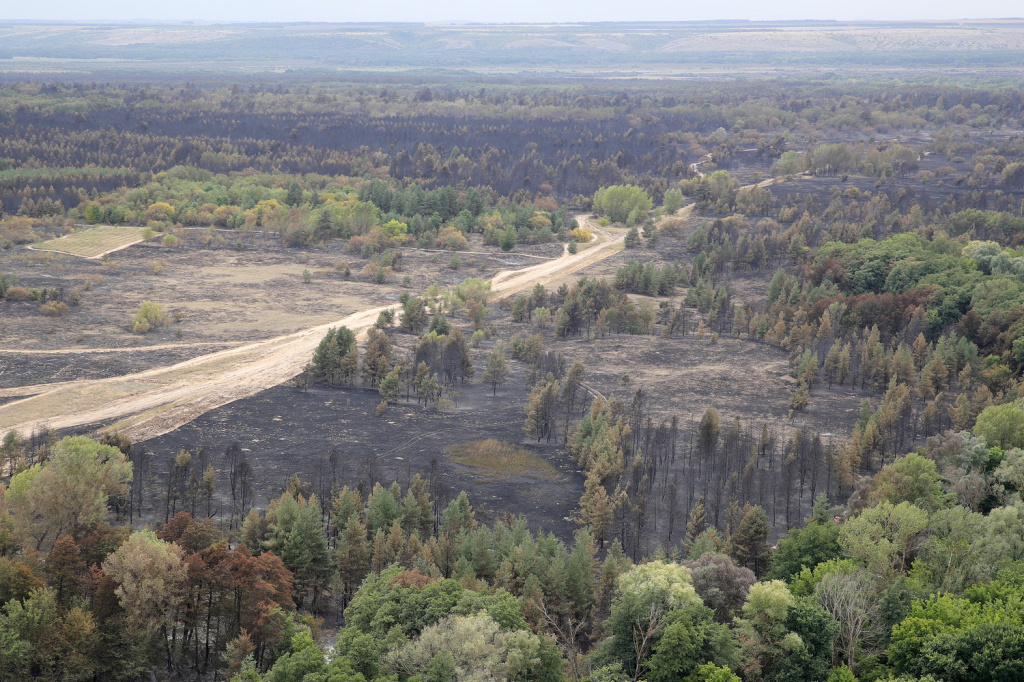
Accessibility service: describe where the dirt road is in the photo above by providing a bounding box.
[0,216,625,442]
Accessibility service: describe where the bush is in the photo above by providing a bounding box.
[133,300,166,333]
[435,226,469,251]
[162,234,179,247]
[5,287,32,302]
[499,229,517,252]
[570,227,592,243]
[39,301,69,317]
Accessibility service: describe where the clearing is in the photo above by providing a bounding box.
[0,216,623,442]
[30,224,151,258]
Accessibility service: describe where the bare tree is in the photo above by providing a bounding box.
[815,570,879,671]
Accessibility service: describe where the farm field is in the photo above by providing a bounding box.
[31,224,150,258]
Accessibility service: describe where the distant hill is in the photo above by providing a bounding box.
[2,20,1024,76]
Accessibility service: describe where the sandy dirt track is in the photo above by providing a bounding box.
[0,216,626,442]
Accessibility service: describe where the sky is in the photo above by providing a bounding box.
[2,0,1022,23]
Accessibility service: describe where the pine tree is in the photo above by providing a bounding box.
[362,328,393,388]
[838,342,852,386]
[823,339,842,388]
[285,180,303,206]
[731,504,770,576]
[524,374,562,442]
[683,497,708,552]
[579,473,617,548]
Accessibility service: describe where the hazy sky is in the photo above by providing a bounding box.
[2,0,1021,23]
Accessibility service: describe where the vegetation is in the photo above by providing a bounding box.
[592,185,653,226]
[445,439,562,480]
[32,225,149,258]
[9,37,1024,682]
[132,300,166,334]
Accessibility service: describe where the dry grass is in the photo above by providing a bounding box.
[33,225,148,258]
[445,439,562,481]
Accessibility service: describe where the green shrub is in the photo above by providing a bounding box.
[375,309,395,329]
[133,300,166,334]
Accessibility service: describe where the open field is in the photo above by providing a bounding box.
[31,224,150,258]
[0,216,621,442]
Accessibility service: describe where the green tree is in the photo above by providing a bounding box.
[974,402,1024,449]
[595,560,705,680]
[0,587,100,682]
[766,521,841,581]
[311,327,358,386]
[839,501,928,578]
[379,368,401,403]
[864,452,953,513]
[101,530,187,633]
[889,584,1024,682]
[593,185,653,225]
[731,505,771,576]
[646,606,740,682]
[400,297,428,332]
[265,494,333,609]
[386,612,564,682]
[362,328,393,388]
[285,181,303,207]
[735,581,836,682]
[663,188,685,215]
[499,228,517,252]
[6,436,132,550]
[84,203,103,224]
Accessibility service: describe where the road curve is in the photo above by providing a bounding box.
[0,215,625,443]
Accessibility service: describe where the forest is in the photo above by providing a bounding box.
[4,58,1024,682]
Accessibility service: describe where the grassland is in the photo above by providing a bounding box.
[445,439,563,481]
[31,225,149,258]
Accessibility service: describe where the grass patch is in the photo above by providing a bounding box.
[33,225,148,258]
[445,439,561,481]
